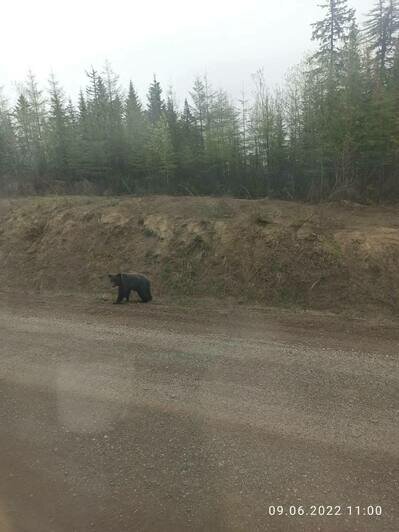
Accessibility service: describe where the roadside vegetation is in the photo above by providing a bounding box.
[0,196,398,315]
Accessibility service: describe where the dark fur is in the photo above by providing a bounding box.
[108,273,152,304]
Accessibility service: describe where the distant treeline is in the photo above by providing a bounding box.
[0,0,399,201]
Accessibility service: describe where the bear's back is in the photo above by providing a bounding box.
[121,273,150,288]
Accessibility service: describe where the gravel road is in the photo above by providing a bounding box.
[0,293,398,532]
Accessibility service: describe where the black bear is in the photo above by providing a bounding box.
[108,273,152,304]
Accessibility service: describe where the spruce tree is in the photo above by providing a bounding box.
[364,0,399,82]
[339,20,365,190]
[84,70,110,183]
[312,0,356,80]
[147,75,164,125]
[175,99,203,193]
[146,114,176,191]
[47,73,70,178]
[0,91,17,189]
[165,89,180,155]
[310,0,356,197]
[124,81,147,189]
[13,93,34,176]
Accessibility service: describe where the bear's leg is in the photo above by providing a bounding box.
[114,286,124,304]
[144,283,152,302]
[126,289,132,302]
[137,286,151,303]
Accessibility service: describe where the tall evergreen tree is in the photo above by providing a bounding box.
[190,77,207,147]
[24,71,48,178]
[124,81,147,188]
[147,75,164,125]
[83,69,111,182]
[364,0,399,81]
[309,0,356,196]
[13,93,35,176]
[312,0,356,81]
[176,99,202,193]
[0,91,17,188]
[47,73,70,178]
[339,20,365,189]
[146,114,176,191]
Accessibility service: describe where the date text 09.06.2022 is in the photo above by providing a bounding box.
[268,505,382,517]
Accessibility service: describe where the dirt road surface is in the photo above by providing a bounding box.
[0,293,398,532]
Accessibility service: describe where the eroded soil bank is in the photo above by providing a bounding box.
[0,196,398,315]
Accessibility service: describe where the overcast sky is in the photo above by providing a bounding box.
[1,0,375,104]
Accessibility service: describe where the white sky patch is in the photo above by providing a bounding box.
[1,0,376,103]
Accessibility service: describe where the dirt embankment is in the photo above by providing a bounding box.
[0,196,398,315]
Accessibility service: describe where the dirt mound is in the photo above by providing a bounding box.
[0,196,398,315]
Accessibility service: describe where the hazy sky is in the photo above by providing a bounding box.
[1,0,375,104]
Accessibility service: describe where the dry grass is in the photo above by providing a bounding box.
[0,195,398,315]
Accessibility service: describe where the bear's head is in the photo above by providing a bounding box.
[108,273,122,287]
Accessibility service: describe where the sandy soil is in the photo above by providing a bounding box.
[0,292,398,532]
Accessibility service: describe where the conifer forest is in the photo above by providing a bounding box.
[1,0,398,201]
